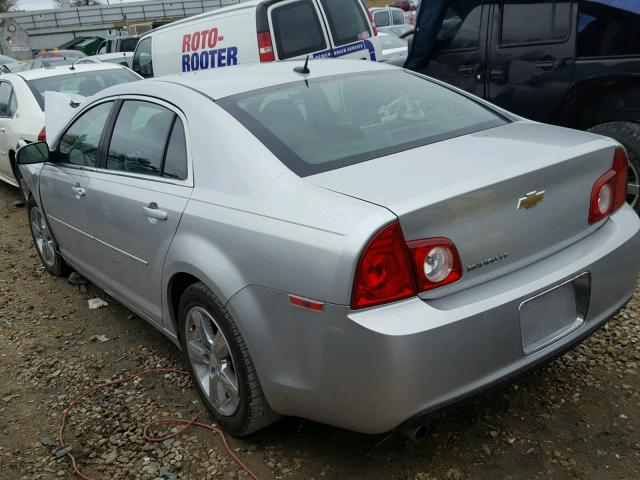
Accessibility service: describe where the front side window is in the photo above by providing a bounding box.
[318,0,371,46]
[434,0,483,52]
[271,0,327,59]
[132,37,153,78]
[28,70,139,110]
[374,10,391,27]
[57,101,113,167]
[501,0,572,45]
[219,70,505,176]
[106,100,187,180]
[577,0,640,57]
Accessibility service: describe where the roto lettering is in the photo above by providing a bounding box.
[181,27,238,72]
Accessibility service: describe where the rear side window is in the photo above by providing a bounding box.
[434,0,483,52]
[318,0,371,46]
[106,100,188,180]
[577,0,640,57]
[218,70,505,177]
[501,0,572,45]
[0,82,14,117]
[58,102,113,168]
[120,38,138,52]
[392,9,405,25]
[271,0,327,60]
[373,10,391,27]
[133,37,153,78]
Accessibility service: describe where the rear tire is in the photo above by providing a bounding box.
[178,282,279,436]
[588,121,640,213]
[27,196,69,277]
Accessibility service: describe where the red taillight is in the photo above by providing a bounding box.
[367,10,378,36]
[407,238,462,292]
[257,32,275,62]
[589,147,628,224]
[351,222,463,309]
[351,222,416,309]
[37,127,46,142]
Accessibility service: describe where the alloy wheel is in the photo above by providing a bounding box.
[185,306,240,417]
[30,206,56,268]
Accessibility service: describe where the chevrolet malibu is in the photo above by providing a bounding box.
[17,60,640,436]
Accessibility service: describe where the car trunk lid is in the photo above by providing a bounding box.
[310,121,618,297]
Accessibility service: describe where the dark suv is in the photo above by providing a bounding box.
[405,0,640,211]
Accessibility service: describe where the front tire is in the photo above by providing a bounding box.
[178,282,279,436]
[27,196,69,277]
[588,121,640,213]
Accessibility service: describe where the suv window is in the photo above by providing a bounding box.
[318,0,371,46]
[577,0,640,58]
[374,10,391,27]
[501,0,571,45]
[58,102,113,167]
[271,0,327,59]
[133,37,153,78]
[434,0,483,52]
[0,82,15,117]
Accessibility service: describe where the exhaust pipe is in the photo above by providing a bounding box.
[399,423,429,442]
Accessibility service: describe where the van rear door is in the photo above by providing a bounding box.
[314,0,380,61]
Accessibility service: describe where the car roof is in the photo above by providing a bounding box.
[104,59,397,101]
[143,0,262,37]
[12,62,130,81]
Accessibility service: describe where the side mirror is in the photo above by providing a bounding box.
[17,141,50,165]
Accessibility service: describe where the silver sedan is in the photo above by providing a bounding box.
[18,59,640,436]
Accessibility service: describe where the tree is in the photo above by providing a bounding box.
[0,0,17,13]
[54,0,102,7]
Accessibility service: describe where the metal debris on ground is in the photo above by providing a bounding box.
[11,200,25,208]
[89,334,110,343]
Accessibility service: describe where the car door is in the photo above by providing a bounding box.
[373,9,392,28]
[80,98,192,323]
[418,0,489,97]
[487,0,575,122]
[0,81,16,182]
[38,100,115,273]
[315,0,379,60]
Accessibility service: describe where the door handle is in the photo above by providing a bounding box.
[458,63,481,76]
[143,202,168,221]
[534,57,557,71]
[0,128,5,134]
[71,185,86,198]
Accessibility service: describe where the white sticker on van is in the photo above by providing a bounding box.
[313,40,377,62]
[181,27,239,72]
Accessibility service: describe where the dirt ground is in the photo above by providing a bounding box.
[0,181,639,480]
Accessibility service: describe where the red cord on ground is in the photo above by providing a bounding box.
[58,368,260,480]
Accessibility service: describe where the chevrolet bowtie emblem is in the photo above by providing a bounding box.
[517,190,545,210]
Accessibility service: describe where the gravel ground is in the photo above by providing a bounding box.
[1,181,639,480]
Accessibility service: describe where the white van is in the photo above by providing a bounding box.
[132,0,381,78]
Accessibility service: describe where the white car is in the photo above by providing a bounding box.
[378,32,408,66]
[76,52,133,69]
[0,63,140,187]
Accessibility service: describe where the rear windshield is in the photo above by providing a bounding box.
[318,0,371,46]
[28,69,139,110]
[218,70,506,176]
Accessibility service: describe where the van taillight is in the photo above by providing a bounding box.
[367,10,378,36]
[351,222,462,310]
[589,147,628,224]
[37,127,46,142]
[257,32,275,62]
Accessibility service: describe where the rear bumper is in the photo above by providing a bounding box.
[227,205,640,434]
